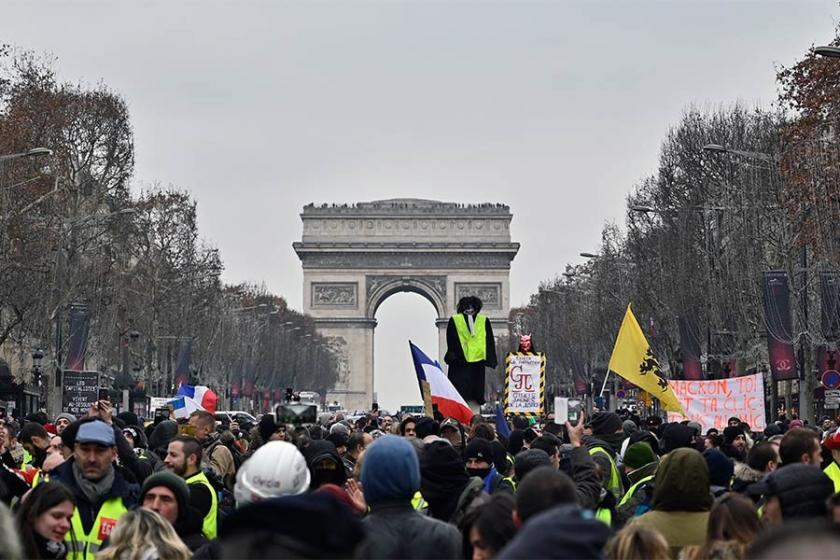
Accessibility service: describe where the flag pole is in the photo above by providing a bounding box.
[599,370,611,398]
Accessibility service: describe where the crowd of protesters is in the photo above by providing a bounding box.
[2,399,840,559]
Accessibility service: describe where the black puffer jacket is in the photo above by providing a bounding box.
[359,502,462,559]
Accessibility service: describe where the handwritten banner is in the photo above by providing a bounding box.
[62,370,99,417]
[504,353,545,416]
[667,373,766,431]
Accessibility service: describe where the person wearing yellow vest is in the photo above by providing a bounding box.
[164,435,218,540]
[49,419,139,560]
[444,296,498,414]
[18,421,51,472]
[585,412,626,527]
[140,471,209,552]
[822,429,840,493]
[615,442,658,527]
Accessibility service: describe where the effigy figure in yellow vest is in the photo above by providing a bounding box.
[444,296,498,414]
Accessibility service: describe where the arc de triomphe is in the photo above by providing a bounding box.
[293,199,519,412]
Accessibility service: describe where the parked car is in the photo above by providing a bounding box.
[216,410,257,425]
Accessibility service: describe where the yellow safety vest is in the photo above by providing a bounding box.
[617,473,655,508]
[186,471,218,539]
[22,448,32,470]
[66,498,128,560]
[411,491,428,513]
[595,507,612,526]
[589,446,622,499]
[824,461,840,494]
[453,314,487,363]
[31,469,48,487]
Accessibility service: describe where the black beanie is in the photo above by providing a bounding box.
[723,425,744,445]
[464,438,494,465]
[140,471,191,524]
[116,411,140,428]
[414,416,439,440]
[589,412,622,436]
[258,414,278,442]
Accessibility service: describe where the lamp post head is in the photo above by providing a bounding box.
[814,45,840,58]
[580,252,599,259]
[25,147,53,157]
[702,143,728,154]
[631,205,656,213]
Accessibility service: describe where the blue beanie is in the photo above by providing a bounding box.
[361,435,420,506]
[703,448,734,488]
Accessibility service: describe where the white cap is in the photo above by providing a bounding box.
[234,441,310,506]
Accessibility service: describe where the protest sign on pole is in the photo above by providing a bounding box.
[504,353,545,416]
[667,373,766,430]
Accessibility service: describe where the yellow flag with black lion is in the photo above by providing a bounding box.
[608,304,685,414]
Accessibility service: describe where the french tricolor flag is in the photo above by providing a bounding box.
[410,341,473,425]
[169,384,218,419]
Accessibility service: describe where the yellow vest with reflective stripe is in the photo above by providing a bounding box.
[589,446,622,498]
[453,314,487,363]
[617,473,655,508]
[411,491,427,513]
[595,507,612,526]
[186,471,218,539]
[824,461,840,494]
[66,497,128,560]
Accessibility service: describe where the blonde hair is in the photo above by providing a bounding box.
[606,524,670,560]
[95,509,190,560]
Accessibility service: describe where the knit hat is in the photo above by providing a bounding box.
[703,449,734,488]
[661,423,697,453]
[258,414,278,442]
[823,428,840,450]
[622,419,638,437]
[514,448,552,482]
[140,472,191,524]
[464,438,494,465]
[329,422,349,436]
[361,436,421,506]
[764,423,783,437]
[116,411,140,428]
[414,416,439,440]
[789,419,804,429]
[589,412,622,436]
[747,464,833,520]
[54,412,77,425]
[723,425,745,445]
[623,442,657,470]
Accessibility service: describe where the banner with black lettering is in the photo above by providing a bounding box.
[678,316,704,380]
[763,271,798,381]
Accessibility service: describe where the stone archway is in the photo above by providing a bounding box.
[294,199,519,412]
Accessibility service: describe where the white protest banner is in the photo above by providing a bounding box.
[504,353,545,416]
[667,373,766,431]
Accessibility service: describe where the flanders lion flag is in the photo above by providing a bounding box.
[608,304,685,414]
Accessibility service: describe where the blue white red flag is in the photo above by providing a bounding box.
[409,341,473,425]
[170,384,218,418]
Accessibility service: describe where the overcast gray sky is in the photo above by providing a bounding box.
[4,0,838,410]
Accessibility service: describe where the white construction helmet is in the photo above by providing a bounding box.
[234,441,310,506]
